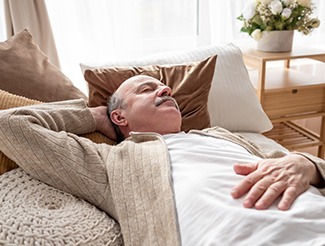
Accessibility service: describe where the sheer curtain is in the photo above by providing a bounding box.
[2,0,60,67]
[44,0,203,93]
[44,0,248,93]
[0,2,6,41]
[1,0,324,93]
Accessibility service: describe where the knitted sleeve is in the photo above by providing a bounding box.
[0,99,111,211]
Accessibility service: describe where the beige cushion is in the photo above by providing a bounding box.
[0,29,87,102]
[84,55,217,132]
[0,89,115,175]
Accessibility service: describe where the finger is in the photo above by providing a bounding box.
[231,171,263,199]
[233,163,258,175]
[277,186,300,211]
[242,178,275,208]
[254,183,286,210]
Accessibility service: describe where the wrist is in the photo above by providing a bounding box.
[291,153,324,187]
[89,106,105,129]
[88,106,117,141]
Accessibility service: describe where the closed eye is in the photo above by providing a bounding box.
[136,82,158,94]
[141,86,154,93]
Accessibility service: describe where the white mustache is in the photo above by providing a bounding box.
[155,96,179,110]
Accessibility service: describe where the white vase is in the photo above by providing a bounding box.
[257,30,294,52]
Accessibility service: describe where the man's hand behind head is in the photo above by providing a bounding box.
[89,106,117,141]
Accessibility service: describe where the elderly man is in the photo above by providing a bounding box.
[0,75,325,245]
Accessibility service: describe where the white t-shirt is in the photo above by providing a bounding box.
[164,132,325,246]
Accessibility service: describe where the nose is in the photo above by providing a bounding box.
[157,85,172,97]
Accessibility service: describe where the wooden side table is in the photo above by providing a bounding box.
[241,46,325,158]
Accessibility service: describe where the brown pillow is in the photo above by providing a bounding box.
[84,55,217,132]
[0,89,115,175]
[0,29,87,102]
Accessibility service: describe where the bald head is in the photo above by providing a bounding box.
[108,75,182,139]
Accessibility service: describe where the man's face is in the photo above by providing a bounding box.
[112,75,182,136]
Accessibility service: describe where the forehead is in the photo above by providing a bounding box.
[119,76,164,94]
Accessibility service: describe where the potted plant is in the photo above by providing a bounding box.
[237,0,320,52]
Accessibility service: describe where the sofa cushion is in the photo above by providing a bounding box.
[0,29,87,102]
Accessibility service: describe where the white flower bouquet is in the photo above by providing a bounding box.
[238,0,320,40]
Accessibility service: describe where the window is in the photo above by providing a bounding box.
[2,0,324,93]
[45,0,199,92]
[45,0,199,59]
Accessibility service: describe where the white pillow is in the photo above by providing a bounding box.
[80,43,272,133]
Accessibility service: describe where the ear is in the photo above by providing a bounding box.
[110,109,128,127]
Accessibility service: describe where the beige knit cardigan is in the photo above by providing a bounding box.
[1,99,324,245]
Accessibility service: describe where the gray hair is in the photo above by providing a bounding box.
[108,91,125,116]
[107,91,126,142]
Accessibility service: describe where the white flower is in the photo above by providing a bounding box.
[297,0,312,7]
[260,0,273,4]
[281,8,292,19]
[282,0,295,6]
[243,1,257,20]
[238,0,319,38]
[269,0,283,15]
[251,29,263,40]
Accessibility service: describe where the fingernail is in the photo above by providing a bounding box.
[255,201,264,210]
[278,202,289,211]
[231,189,238,198]
[244,200,253,208]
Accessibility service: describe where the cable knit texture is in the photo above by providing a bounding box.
[0,168,123,245]
[0,89,115,175]
[0,99,181,246]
